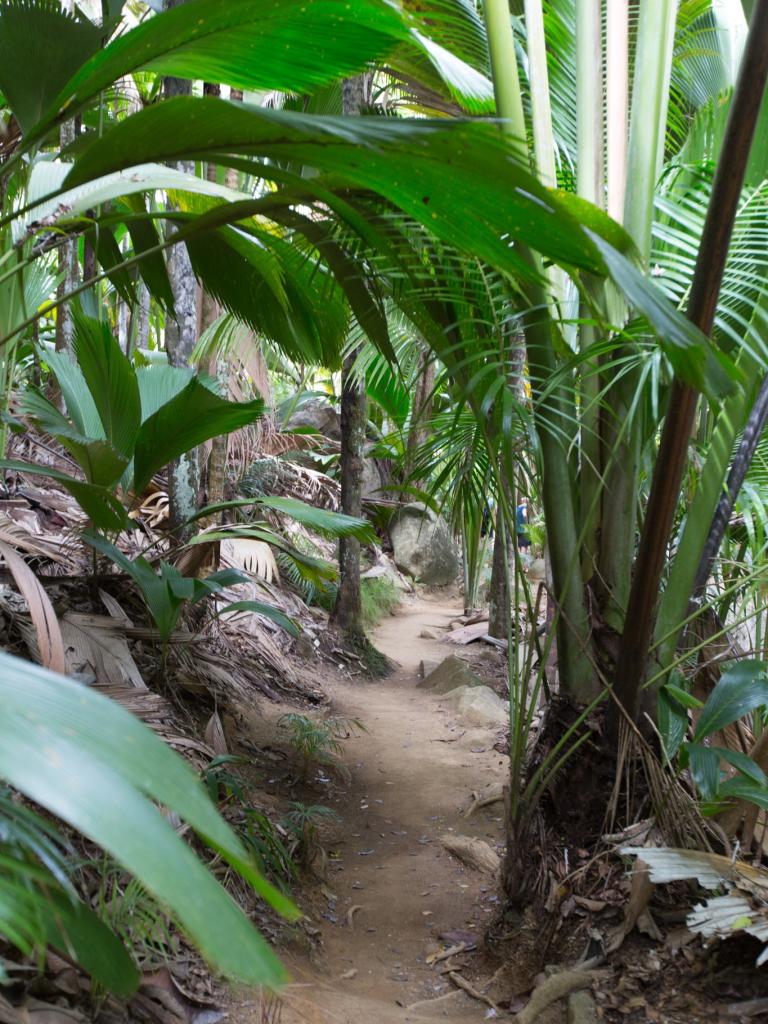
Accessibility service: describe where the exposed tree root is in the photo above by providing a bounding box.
[346,633,394,678]
[513,970,602,1024]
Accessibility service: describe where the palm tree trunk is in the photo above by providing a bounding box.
[489,503,511,640]
[576,0,603,580]
[333,76,368,639]
[135,283,150,351]
[405,348,435,481]
[598,0,678,629]
[692,373,768,596]
[523,0,556,189]
[162,0,199,538]
[605,0,629,223]
[614,3,768,723]
[654,346,762,670]
[334,349,367,636]
[484,0,595,701]
[55,124,78,353]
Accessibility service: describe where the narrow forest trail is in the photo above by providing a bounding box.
[234,593,509,1023]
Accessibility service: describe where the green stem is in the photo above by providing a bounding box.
[615,2,768,721]
[576,0,602,208]
[654,347,759,670]
[605,0,629,223]
[483,0,595,700]
[523,0,557,189]
[598,0,679,628]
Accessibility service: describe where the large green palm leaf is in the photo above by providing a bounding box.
[0,0,492,145]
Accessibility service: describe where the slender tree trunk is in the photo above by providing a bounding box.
[162,0,199,537]
[333,76,369,639]
[490,333,526,641]
[334,348,367,636]
[489,504,512,640]
[405,348,435,481]
[54,0,78,353]
[606,0,629,223]
[597,0,678,629]
[614,5,768,723]
[198,82,228,531]
[484,0,596,700]
[135,283,150,352]
[654,346,762,669]
[576,1,603,581]
[523,0,556,189]
[55,117,78,352]
[117,299,130,353]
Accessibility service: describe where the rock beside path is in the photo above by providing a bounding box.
[389,504,459,586]
[440,834,501,874]
[418,658,440,679]
[417,655,485,695]
[285,397,340,440]
[441,684,508,728]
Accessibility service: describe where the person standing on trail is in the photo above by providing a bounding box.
[516,497,531,552]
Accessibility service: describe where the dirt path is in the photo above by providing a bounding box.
[236,593,508,1023]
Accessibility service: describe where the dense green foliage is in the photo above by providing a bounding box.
[0,0,768,999]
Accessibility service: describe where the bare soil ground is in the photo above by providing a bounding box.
[228,593,768,1024]
[231,592,509,1023]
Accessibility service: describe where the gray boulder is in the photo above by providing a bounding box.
[418,655,485,695]
[389,503,459,586]
[285,398,340,441]
[361,553,412,592]
[441,685,508,728]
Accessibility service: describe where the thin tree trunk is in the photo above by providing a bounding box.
[162,0,199,537]
[576,0,603,581]
[405,348,435,481]
[614,5,768,723]
[606,0,629,223]
[598,0,678,629]
[489,504,512,640]
[490,333,526,641]
[333,75,369,639]
[135,283,150,352]
[199,82,227,530]
[523,0,556,189]
[692,373,768,596]
[654,345,762,669]
[484,0,596,701]
[334,348,367,637]
[117,299,130,353]
[54,0,78,353]
[55,116,78,352]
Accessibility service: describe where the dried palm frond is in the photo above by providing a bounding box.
[204,711,229,756]
[609,718,713,853]
[240,457,340,511]
[0,541,65,673]
[622,846,768,965]
[60,611,146,689]
[221,537,280,584]
[0,510,69,563]
[95,685,174,725]
[129,490,169,529]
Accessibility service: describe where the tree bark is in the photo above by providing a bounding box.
[333,75,369,638]
[162,0,200,537]
[55,115,78,352]
[488,503,512,640]
[197,82,227,532]
[483,0,596,701]
[613,5,768,723]
[405,348,435,481]
[333,349,367,637]
[489,335,525,641]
